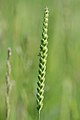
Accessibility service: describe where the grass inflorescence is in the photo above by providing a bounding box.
[36,7,49,120]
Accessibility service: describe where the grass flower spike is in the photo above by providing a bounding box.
[5,48,11,120]
[36,7,49,119]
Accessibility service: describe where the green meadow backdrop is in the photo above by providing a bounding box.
[0,0,80,120]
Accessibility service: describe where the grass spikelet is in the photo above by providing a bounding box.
[5,48,11,120]
[36,7,49,120]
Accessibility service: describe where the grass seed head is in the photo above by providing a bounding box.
[36,7,49,115]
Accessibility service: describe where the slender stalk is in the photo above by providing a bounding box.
[39,111,40,120]
[36,7,49,120]
[5,48,11,120]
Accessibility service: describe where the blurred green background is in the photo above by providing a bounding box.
[0,0,80,120]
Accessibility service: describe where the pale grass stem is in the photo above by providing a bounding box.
[5,48,11,120]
